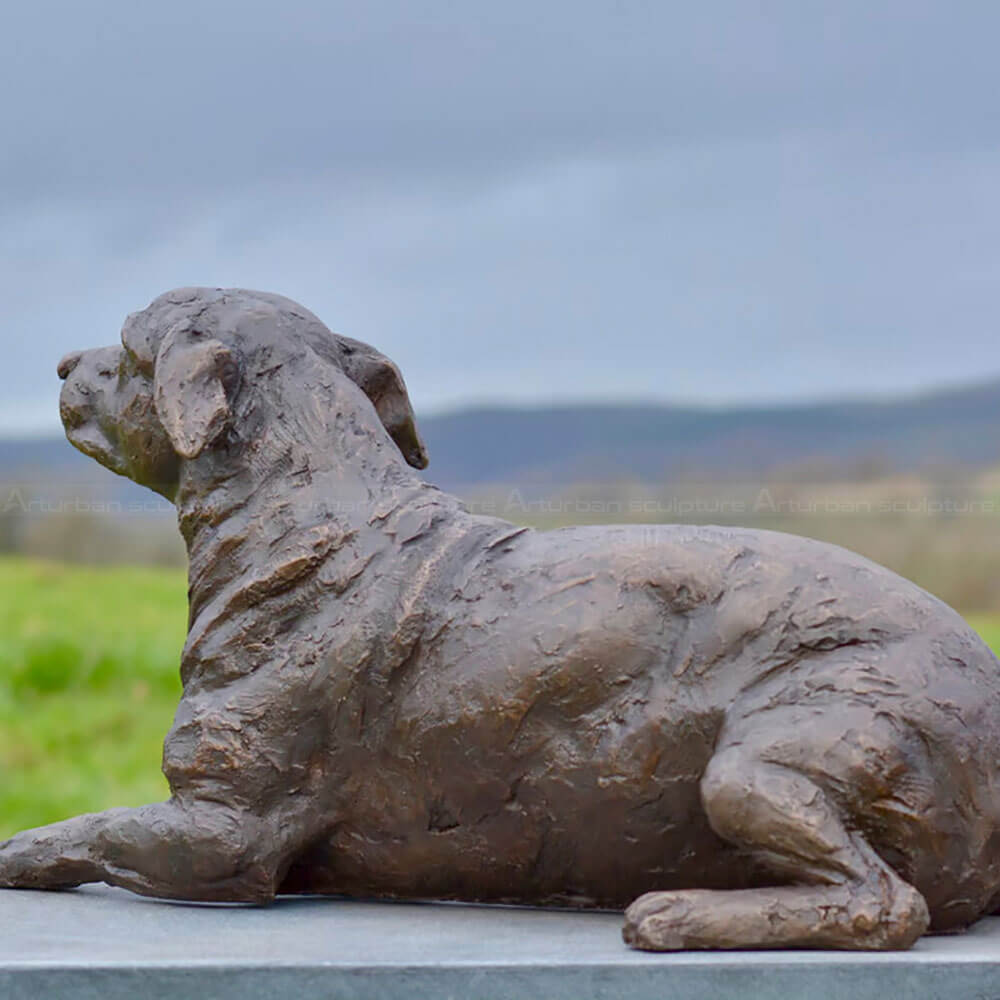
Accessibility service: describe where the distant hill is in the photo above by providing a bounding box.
[417,378,1000,488]
[3,376,1000,493]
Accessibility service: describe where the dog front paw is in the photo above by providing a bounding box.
[0,836,35,888]
[0,831,90,890]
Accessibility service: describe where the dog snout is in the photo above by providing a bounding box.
[58,351,84,380]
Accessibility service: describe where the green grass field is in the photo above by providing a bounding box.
[0,558,186,838]
[1,556,999,840]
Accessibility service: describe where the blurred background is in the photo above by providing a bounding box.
[2,1,1000,836]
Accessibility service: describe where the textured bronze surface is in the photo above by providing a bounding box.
[3,286,1000,951]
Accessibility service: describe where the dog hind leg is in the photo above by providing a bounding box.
[0,799,283,903]
[623,747,929,950]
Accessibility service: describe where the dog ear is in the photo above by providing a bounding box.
[154,325,236,460]
[340,339,429,469]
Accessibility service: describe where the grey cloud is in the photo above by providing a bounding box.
[2,1,1000,432]
[3,1,998,203]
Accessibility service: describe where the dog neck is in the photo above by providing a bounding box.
[172,371,456,683]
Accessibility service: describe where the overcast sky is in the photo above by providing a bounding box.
[2,1,999,433]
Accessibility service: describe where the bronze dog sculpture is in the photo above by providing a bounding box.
[3,286,1000,951]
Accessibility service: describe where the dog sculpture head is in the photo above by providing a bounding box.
[58,288,428,499]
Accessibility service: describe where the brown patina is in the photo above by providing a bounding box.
[3,287,1000,951]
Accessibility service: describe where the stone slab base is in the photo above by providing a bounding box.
[2,884,999,999]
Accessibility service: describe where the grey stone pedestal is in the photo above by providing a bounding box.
[2,884,999,999]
